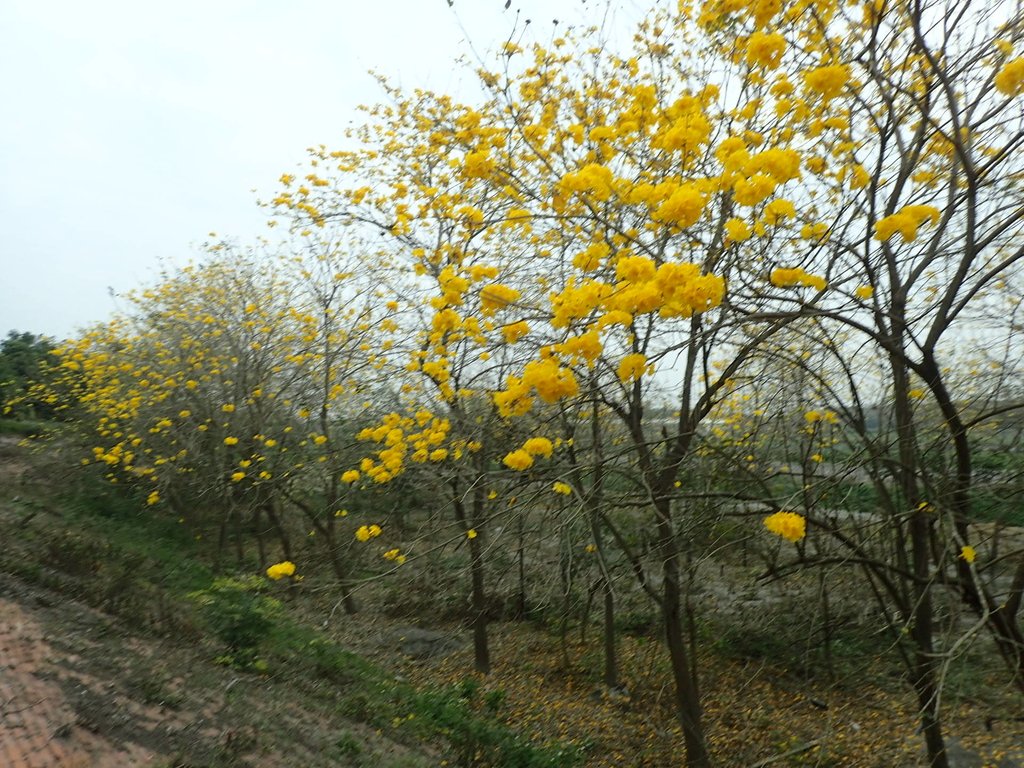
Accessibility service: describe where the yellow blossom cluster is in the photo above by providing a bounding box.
[266,561,296,580]
[355,524,382,542]
[461,149,496,179]
[558,163,615,201]
[494,359,580,418]
[356,411,452,482]
[763,511,806,542]
[874,205,941,242]
[804,409,839,424]
[549,261,724,330]
[769,267,827,291]
[503,435,555,471]
[34,253,385,510]
[745,31,787,69]
[617,353,650,383]
[995,58,1024,97]
[802,64,850,102]
[479,283,521,315]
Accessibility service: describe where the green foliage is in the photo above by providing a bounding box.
[268,621,379,686]
[333,731,362,758]
[0,418,49,435]
[189,576,281,669]
[52,470,213,595]
[0,330,56,419]
[407,679,584,768]
[614,609,661,638]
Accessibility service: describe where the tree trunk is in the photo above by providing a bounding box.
[603,582,619,689]
[263,501,293,562]
[251,506,266,568]
[468,531,491,673]
[323,523,358,614]
[516,512,527,619]
[910,507,949,768]
[893,344,948,768]
[656,499,710,768]
[452,477,490,674]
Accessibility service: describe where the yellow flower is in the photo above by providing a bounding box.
[762,198,796,225]
[522,437,553,458]
[313,434,328,445]
[653,184,705,229]
[764,511,806,542]
[503,449,534,471]
[552,481,572,495]
[266,561,296,580]
[745,31,786,69]
[479,283,520,314]
[960,545,976,564]
[770,267,826,291]
[224,436,239,446]
[222,403,235,413]
[802,64,850,101]
[341,469,360,484]
[724,217,751,242]
[230,471,246,482]
[617,353,648,383]
[855,285,874,300]
[462,149,495,179]
[355,524,382,542]
[994,58,1024,97]
[146,490,160,506]
[874,205,940,242]
[467,529,478,539]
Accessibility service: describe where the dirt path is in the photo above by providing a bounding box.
[0,597,160,767]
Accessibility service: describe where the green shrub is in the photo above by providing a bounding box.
[189,576,280,669]
[408,680,583,768]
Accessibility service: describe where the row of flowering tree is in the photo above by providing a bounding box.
[16,0,1024,765]
[264,0,1024,764]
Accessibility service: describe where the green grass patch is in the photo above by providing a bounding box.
[1,461,581,767]
[0,418,50,436]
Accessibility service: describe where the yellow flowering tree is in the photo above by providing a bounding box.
[270,9,834,764]
[37,243,394,609]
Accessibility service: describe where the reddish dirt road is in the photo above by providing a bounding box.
[0,598,159,767]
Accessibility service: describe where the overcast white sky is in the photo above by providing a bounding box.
[0,0,651,340]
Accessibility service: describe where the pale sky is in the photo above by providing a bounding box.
[0,0,649,340]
